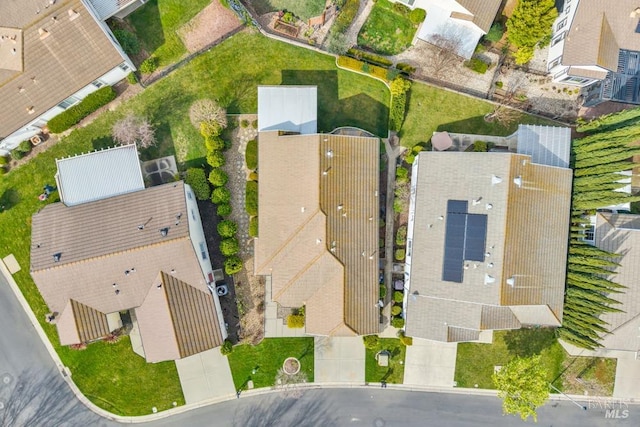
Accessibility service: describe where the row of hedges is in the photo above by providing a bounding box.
[391,291,405,328]
[389,77,411,131]
[347,48,393,67]
[337,56,389,82]
[47,87,117,133]
[245,138,259,238]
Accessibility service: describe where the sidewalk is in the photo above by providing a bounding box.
[175,349,236,404]
[343,0,374,48]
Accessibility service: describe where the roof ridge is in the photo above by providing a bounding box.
[273,245,331,301]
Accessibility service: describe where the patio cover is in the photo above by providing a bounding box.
[432,132,453,151]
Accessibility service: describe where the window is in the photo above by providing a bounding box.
[191,209,196,220]
[564,5,570,15]
[557,18,567,30]
[584,225,595,242]
[549,56,563,70]
[118,62,130,72]
[57,95,78,109]
[199,242,208,260]
[187,191,193,200]
[562,75,591,85]
[552,32,566,46]
[92,79,105,88]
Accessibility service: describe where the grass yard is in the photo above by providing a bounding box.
[127,0,211,66]
[357,0,418,55]
[250,0,326,20]
[227,338,314,390]
[400,82,560,147]
[365,338,406,384]
[455,329,565,390]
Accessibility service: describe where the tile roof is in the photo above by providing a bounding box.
[55,144,145,206]
[456,0,502,33]
[0,0,126,139]
[257,86,318,134]
[70,299,110,342]
[405,152,572,341]
[254,131,379,335]
[594,213,640,352]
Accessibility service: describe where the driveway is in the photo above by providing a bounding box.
[175,348,236,404]
[403,338,457,387]
[314,337,365,383]
[613,357,640,399]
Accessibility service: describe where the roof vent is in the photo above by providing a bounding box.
[68,9,80,21]
[513,176,522,188]
[631,7,640,18]
[18,86,24,93]
[322,167,331,176]
[326,149,334,158]
[11,48,17,55]
[491,175,502,185]
[160,227,169,237]
[487,262,494,268]
[472,197,482,205]
[337,204,343,210]
[484,274,496,285]
[26,106,35,114]
[485,203,493,210]
[300,206,305,213]
[316,238,322,244]
[137,224,144,230]
[52,252,61,262]
[369,251,376,260]
[38,28,50,40]
[507,277,515,287]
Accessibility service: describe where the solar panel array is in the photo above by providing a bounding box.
[442,200,488,283]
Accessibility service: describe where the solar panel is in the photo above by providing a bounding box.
[464,214,487,261]
[447,200,468,214]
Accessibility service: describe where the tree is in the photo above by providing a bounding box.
[208,168,228,187]
[492,355,549,422]
[184,168,210,200]
[112,114,156,148]
[507,0,558,64]
[217,219,237,238]
[189,98,227,130]
[327,31,349,55]
[220,237,239,256]
[425,34,463,78]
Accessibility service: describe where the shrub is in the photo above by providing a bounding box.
[220,339,233,355]
[473,141,489,152]
[191,99,227,131]
[204,135,225,151]
[185,168,210,200]
[217,220,237,238]
[139,56,159,74]
[404,153,415,164]
[332,0,359,34]
[217,203,232,217]
[495,80,504,88]
[245,139,258,170]
[409,8,426,24]
[113,29,140,56]
[11,140,32,160]
[248,172,259,181]
[465,57,489,74]
[395,249,406,261]
[391,317,405,328]
[363,335,380,349]
[246,180,258,216]
[484,22,504,43]
[47,86,116,133]
[240,119,249,128]
[396,167,409,184]
[287,313,305,328]
[249,216,259,237]
[220,237,239,256]
[126,72,138,85]
[211,187,231,205]
[391,305,402,316]
[396,225,407,246]
[396,62,416,75]
[0,155,7,165]
[393,197,404,213]
[393,291,404,303]
[207,150,226,168]
[379,284,387,299]
[251,119,258,128]
[208,168,228,187]
[224,256,243,275]
[347,48,393,67]
[398,330,413,346]
[392,2,410,15]
[0,166,6,175]
[327,31,350,55]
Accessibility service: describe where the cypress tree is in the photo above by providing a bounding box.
[577,107,640,133]
[567,255,619,268]
[574,195,640,211]
[574,161,634,177]
[567,272,626,290]
[566,287,622,306]
[575,148,640,169]
[558,327,602,349]
[574,173,629,189]
[569,243,621,258]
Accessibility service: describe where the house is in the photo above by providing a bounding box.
[30,146,226,362]
[254,86,380,336]
[391,0,502,59]
[0,0,136,154]
[403,149,572,342]
[547,0,640,105]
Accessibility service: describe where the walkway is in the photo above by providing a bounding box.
[613,357,640,399]
[175,348,236,404]
[343,0,374,48]
[403,338,458,387]
[314,336,365,383]
[264,276,308,338]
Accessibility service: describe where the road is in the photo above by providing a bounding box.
[0,273,633,427]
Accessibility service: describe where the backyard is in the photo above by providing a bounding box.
[249,0,326,20]
[364,338,406,384]
[227,337,314,390]
[357,0,419,55]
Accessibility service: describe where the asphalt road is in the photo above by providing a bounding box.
[0,273,634,427]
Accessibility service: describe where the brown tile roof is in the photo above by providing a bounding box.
[70,299,110,342]
[456,0,502,33]
[405,152,572,341]
[0,0,126,139]
[254,131,379,336]
[564,1,640,69]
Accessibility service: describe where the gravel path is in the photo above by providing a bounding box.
[344,0,374,47]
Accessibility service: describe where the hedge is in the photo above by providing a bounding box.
[245,139,257,170]
[10,140,32,160]
[184,168,210,200]
[217,203,232,217]
[217,220,237,238]
[246,180,258,216]
[389,92,407,131]
[465,57,489,74]
[337,56,388,81]
[211,187,231,204]
[208,168,228,187]
[395,62,416,75]
[113,29,140,56]
[224,255,243,275]
[363,335,379,349]
[47,86,116,133]
[409,8,426,24]
[287,314,305,329]
[249,216,258,237]
[207,150,226,168]
[332,0,360,34]
[347,48,393,67]
[220,238,239,256]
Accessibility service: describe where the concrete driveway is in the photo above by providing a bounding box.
[314,337,365,383]
[403,338,457,387]
[176,348,236,404]
[613,357,640,399]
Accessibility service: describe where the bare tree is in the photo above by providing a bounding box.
[112,114,156,148]
[484,104,521,126]
[426,34,464,78]
[189,98,227,130]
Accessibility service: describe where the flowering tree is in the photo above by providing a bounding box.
[112,115,156,148]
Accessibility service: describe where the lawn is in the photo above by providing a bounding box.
[127,0,211,66]
[365,338,406,384]
[250,0,326,20]
[400,81,561,147]
[227,338,314,390]
[455,329,565,390]
[357,0,418,55]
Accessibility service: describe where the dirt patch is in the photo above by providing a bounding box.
[178,2,243,53]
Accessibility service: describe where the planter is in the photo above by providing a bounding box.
[283,357,301,375]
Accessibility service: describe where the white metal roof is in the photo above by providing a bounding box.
[85,0,139,20]
[55,144,145,206]
[516,125,571,169]
[258,86,317,134]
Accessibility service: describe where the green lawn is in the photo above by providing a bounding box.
[250,0,326,20]
[227,338,314,390]
[365,338,406,384]
[127,0,211,66]
[454,329,565,390]
[400,82,561,147]
[358,0,418,55]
